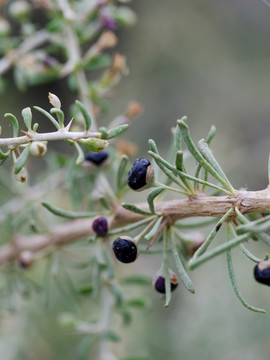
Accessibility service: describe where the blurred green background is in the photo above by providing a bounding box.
[1,0,270,359]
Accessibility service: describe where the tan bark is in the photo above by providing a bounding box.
[2,186,270,264]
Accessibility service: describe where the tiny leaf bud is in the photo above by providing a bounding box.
[112,236,138,263]
[127,158,154,191]
[254,261,270,286]
[92,216,108,236]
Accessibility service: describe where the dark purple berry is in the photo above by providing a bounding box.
[112,237,138,263]
[127,158,154,191]
[84,151,109,166]
[92,216,108,236]
[153,270,178,294]
[254,261,270,286]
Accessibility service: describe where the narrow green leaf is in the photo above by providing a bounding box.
[85,54,111,70]
[75,100,92,131]
[148,140,189,191]
[206,125,216,143]
[33,106,60,129]
[121,203,153,216]
[177,119,235,194]
[144,216,163,241]
[105,124,129,140]
[117,155,129,194]
[189,232,250,270]
[77,283,93,295]
[175,150,193,192]
[0,148,10,165]
[198,139,232,187]
[50,108,64,127]
[235,207,270,246]
[4,113,19,137]
[193,208,234,258]
[174,218,218,229]
[147,187,164,214]
[101,330,121,342]
[163,226,171,307]
[120,275,152,286]
[226,224,265,313]
[74,142,85,165]
[14,146,30,174]
[174,122,182,151]
[106,217,155,237]
[22,107,32,130]
[77,337,94,360]
[148,150,232,195]
[171,235,195,293]
[125,297,151,309]
[42,201,96,218]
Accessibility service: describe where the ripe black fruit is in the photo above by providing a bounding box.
[153,271,178,294]
[254,261,270,286]
[84,151,109,166]
[112,237,138,263]
[92,216,108,236]
[127,158,154,191]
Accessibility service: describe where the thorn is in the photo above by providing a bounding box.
[65,118,73,131]
[20,130,32,138]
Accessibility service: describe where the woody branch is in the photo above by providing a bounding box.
[1,186,270,264]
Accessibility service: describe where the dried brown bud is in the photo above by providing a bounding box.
[116,140,138,157]
[97,31,118,50]
[112,53,128,74]
[125,102,144,120]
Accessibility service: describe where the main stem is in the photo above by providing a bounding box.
[1,186,270,264]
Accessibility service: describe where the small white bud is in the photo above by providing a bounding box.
[14,167,27,183]
[30,141,47,157]
[48,92,61,109]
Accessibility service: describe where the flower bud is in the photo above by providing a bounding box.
[254,261,270,286]
[153,269,178,294]
[97,31,118,49]
[127,158,154,191]
[18,250,34,268]
[84,151,109,166]
[30,141,47,158]
[125,102,143,120]
[48,92,61,109]
[9,0,31,21]
[112,236,138,263]
[92,216,108,236]
[80,138,109,152]
[0,18,10,37]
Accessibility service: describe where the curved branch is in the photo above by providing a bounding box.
[1,186,270,264]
